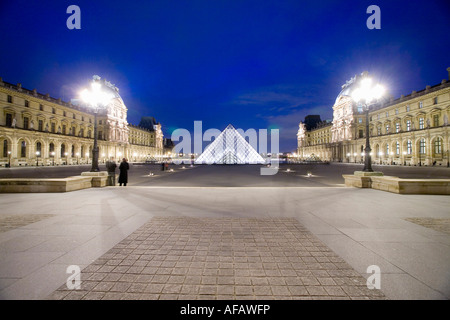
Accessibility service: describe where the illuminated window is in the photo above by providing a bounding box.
[419,101,423,109]
[419,118,424,129]
[407,140,412,155]
[396,141,400,155]
[395,122,400,133]
[419,139,426,154]
[434,138,442,154]
[406,120,411,131]
[385,124,390,134]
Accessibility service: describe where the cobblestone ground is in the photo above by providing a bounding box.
[0,214,55,233]
[47,217,386,300]
[405,218,450,235]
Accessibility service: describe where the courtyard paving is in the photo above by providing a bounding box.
[0,164,449,300]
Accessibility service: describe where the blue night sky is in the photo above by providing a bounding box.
[0,0,449,152]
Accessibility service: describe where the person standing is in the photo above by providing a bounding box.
[118,158,129,186]
[105,157,117,186]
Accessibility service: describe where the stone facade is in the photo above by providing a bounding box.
[0,76,165,167]
[297,68,450,166]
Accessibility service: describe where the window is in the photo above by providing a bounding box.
[25,100,29,107]
[419,118,424,129]
[49,143,55,154]
[377,114,380,120]
[63,111,66,117]
[396,141,400,155]
[81,146,84,158]
[71,145,75,157]
[61,144,66,158]
[52,108,56,114]
[73,114,76,119]
[51,123,56,133]
[359,130,364,138]
[99,120,102,125]
[20,141,26,158]
[79,128,84,137]
[6,113,13,127]
[358,118,363,123]
[406,105,410,112]
[433,97,438,105]
[395,122,400,133]
[38,120,43,131]
[434,138,442,154]
[386,144,389,155]
[36,142,42,155]
[433,115,439,127]
[395,109,399,115]
[407,140,412,155]
[82,116,84,122]
[419,101,423,109]
[419,139,426,154]
[7,95,12,103]
[98,131,103,140]
[24,117,29,129]
[377,127,381,136]
[39,104,44,111]
[88,130,92,138]
[386,112,389,117]
[385,124,390,134]
[406,119,411,131]
[62,125,66,135]
[3,140,8,157]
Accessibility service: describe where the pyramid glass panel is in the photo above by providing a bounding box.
[195,124,265,164]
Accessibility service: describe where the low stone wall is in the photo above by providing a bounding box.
[0,176,93,193]
[0,172,109,193]
[343,174,450,195]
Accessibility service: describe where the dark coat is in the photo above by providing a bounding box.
[106,161,117,173]
[118,161,129,183]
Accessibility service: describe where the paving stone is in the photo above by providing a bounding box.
[47,217,386,300]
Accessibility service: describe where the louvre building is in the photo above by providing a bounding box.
[0,76,166,167]
[297,68,450,166]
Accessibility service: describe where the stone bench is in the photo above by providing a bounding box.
[0,172,109,193]
[343,174,450,195]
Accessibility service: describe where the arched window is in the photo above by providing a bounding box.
[71,145,75,157]
[20,141,26,158]
[61,144,66,158]
[49,143,55,156]
[3,140,8,157]
[36,142,42,155]
[407,140,412,155]
[434,138,442,154]
[385,144,389,156]
[419,139,426,154]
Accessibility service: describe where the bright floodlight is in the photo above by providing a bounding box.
[80,81,112,107]
[352,77,385,104]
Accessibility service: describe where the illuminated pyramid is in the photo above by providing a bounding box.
[195,124,265,164]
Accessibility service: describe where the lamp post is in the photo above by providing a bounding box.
[80,80,112,172]
[351,76,385,172]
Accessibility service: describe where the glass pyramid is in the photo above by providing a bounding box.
[195,124,265,164]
